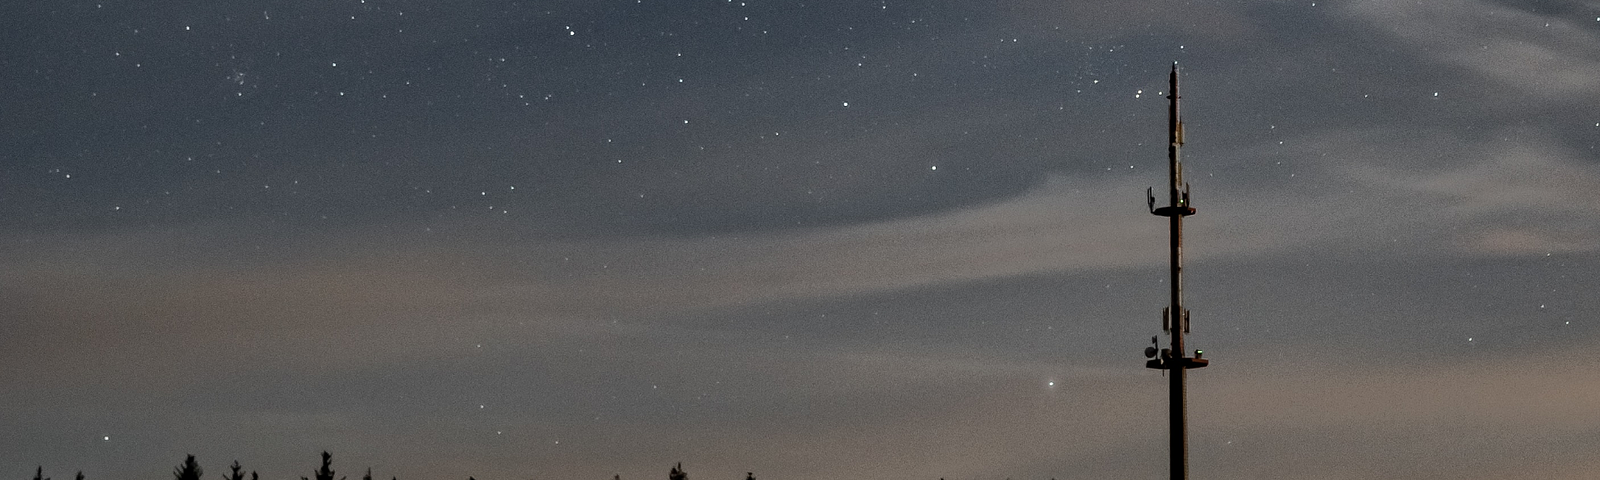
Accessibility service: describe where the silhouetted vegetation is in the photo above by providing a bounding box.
[173,455,202,480]
[302,452,345,480]
[222,460,258,480]
[26,467,80,480]
[25,455,898,480]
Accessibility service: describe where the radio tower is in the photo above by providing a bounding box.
[1143,62,1209,480]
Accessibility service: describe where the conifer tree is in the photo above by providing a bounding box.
[173,455,203,480]
[302,452,345,480]
[224,461,251,480]
[31,466,48,480]
[668,462,686,480]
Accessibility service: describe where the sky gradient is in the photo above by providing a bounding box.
[5,0,1600,478]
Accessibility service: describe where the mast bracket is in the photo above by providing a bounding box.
[1146,357,1209,370]
[1151,206,1196,217]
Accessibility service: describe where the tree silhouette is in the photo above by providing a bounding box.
[74,473,83,480]
[302,452,345,480]
[668,462,687,480]
[31,466,49,480]
[223,461,255,480]
[745,473,755,480]
[173,455,202,480]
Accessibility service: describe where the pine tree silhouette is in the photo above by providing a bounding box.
[302,452,345,480]
[224,461,252,480]
[74,472,83,480]
[173,455,202,480]
[667,462,687,480]
[745,473,755,480]
[31,466,49,480]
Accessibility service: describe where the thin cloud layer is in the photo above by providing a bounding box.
[1348,0,1600,101]
[6,1,1600,479]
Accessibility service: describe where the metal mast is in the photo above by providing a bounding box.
[1144,62,1208,480]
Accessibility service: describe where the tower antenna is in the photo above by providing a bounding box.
[1142,62,1209,480]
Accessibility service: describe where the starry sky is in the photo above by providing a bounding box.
[4,0,1600,478]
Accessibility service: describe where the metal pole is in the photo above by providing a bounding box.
[1168,60,1188,480]
[1145,62,1207,480]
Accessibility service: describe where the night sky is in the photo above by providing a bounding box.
[5,0,1600,478]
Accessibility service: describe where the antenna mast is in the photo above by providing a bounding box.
[1143,62,1209,480]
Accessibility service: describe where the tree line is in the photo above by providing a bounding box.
[30,455,756,480]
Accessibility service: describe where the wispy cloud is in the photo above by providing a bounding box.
[1346,0,1600,102]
